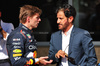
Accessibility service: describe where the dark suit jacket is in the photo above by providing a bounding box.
[48,27,97,66]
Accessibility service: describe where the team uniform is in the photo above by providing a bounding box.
[6,23,38,66]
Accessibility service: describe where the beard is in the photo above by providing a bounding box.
[58,23,70,32]
[58,24,62,30]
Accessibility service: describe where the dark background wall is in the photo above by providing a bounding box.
[0,0,58,28]
[0,0,60,41]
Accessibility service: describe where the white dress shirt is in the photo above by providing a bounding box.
[0,33,9,60]
[60,25,73,66]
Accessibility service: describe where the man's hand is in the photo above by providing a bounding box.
[55,50,66,58]
[39,56,53,65]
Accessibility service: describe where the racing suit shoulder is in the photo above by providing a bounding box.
[6,27,35,66]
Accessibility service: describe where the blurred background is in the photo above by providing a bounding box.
[0,0,100,65]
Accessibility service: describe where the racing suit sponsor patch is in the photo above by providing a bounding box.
[13,38,20,41]
[26,34,31,38]
[26,59,33,65]
[12,42,21,45]
[14,57,21,61]
[13,49,22,53]
[33,51,37,58]
[20,30,26,38]
[13,54,22,57]
[29,45,37,50]
[14,46,21,48]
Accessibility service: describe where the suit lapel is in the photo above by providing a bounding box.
[56,31,62,51]
[68,27,76,56]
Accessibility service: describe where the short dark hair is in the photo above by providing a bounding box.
[56,4,76,23]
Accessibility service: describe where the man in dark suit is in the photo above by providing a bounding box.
[48,4,97,66]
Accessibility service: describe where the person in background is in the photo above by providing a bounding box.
[48,4,97,66]
[0,10,14,33]
[0,10,14,66]
[6,5,52,66]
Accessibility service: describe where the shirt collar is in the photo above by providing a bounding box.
[62,25,74,35]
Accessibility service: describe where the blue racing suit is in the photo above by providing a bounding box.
[6,23,38,66]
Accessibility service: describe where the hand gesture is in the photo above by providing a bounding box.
[55,50,66,58]
[39,56,53,65]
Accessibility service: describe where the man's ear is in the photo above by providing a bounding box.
[68,16,73,23]
[26,16,30,22]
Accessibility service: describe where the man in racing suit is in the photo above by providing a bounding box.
[6,5,52,66]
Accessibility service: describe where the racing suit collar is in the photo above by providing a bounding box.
[19,23,32,33]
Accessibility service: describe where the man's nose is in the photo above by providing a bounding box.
[57,19,60,24]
